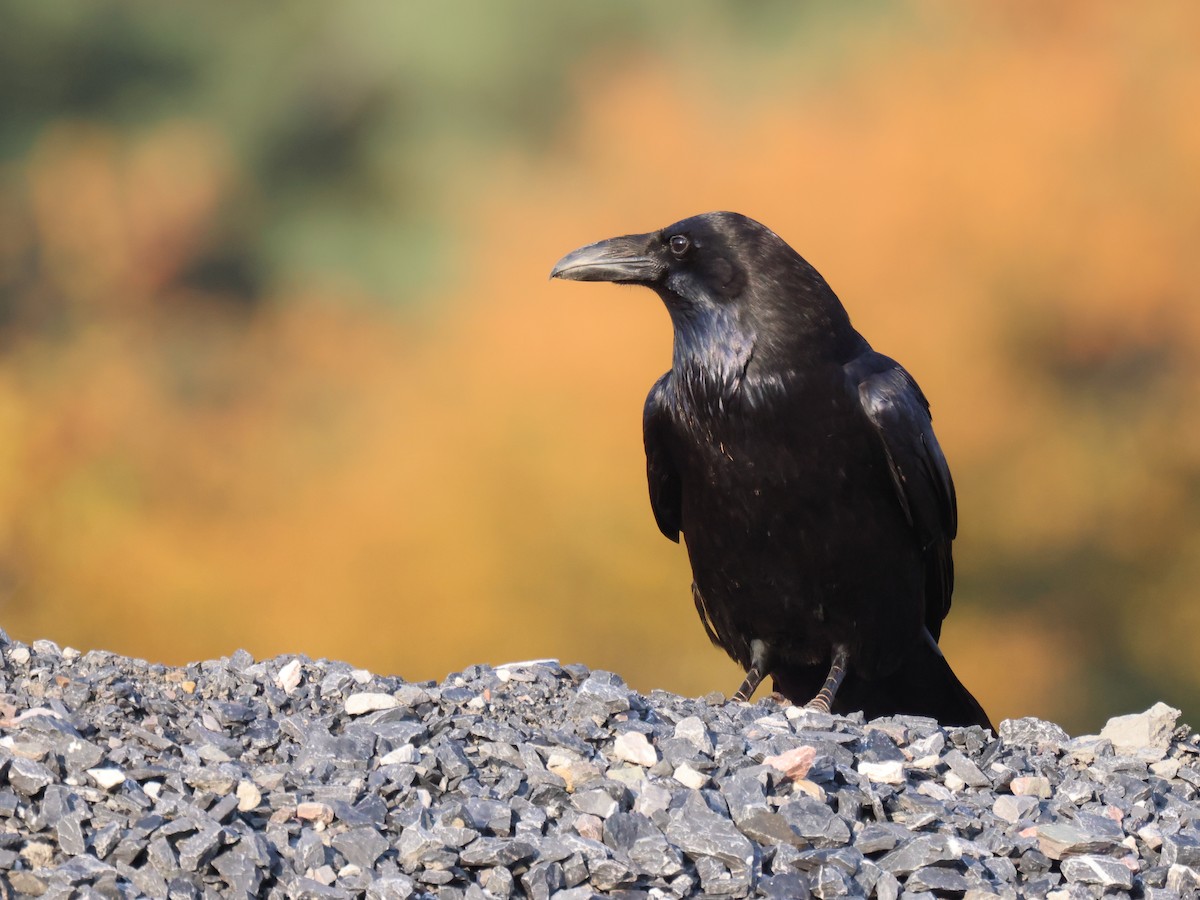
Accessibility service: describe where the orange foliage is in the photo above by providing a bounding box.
[2,5,1198,731]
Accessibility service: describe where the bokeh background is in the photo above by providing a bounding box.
[2,3,1198,735]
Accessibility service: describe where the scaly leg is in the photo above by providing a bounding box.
[806,644,850,713]
[732,640,769,702]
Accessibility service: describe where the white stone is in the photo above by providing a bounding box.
[751,714,791,735]
[921,779,956,800]
[344,692,400,715]
[394,684,431,708]
[379,745,419,766]
[276,659,302,694]
[547,753,601,791]
[87,767,126,790]
[612,731,658,767]
[296,801,334,824]
[793,779,827,801]
[857,760,905,785]
[350,668,372,685]
[1137,824,1164,850]
[1099,702,1181,756]
[608,765,646,786]
[495,659,559,682]
[1151,758,1181,779]
[673,763,708,790]
[236,780,262,812]
[496,658,559,669]
[673,716,713,754]
[1010,776,1052,798]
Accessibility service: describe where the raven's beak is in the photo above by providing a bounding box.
[550,233,663,284]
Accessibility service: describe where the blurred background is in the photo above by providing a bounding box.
[1,3,1198,734]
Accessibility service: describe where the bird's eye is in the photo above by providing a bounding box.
[669,234,690,257]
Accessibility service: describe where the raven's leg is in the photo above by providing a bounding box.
[805,644,850,713]
[732,639,769,702]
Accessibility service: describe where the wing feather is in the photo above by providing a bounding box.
[847,353,957,632]
[643,374,682,542]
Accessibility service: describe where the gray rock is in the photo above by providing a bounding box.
[62,738,106,772]
[520,861,565,900]
[777,795,851,848]
[147,835,179,878]
[8,757,55,796]
[571,676,631,719]
[992,795,1038,823]
[999,718,1070,750]
[332,826,389,869]
[1060,854,1134,889]
[675,716,715,755]
[877,834,960,875]
[395,826,451,871]
[211,847,267,897]
[1036,821,1123,860]
[1167,863,1200,893]
[907,865,970,893]
[603,812,683,877]
[1161,832,1200,867]
[572,789,618,819]
[874,871,901,900]
[943,748,991,788]
[0,634,1193,899]
[462,797,514,836]
[478,866,514,899]
[694,854,740,895]
[55,814,87,857]
[854,823,900,855]
[458,838,538,868]
[738,808,805,848]
[665,790,755,873]
[547,888,597,900]
[810,862,853,897]
[587,857,634,891]
[758,872,812,899]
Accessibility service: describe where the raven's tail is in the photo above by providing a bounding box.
[772,633,993,731]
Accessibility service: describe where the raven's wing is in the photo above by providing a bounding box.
[846,352,957,634]
[643,373,682,542]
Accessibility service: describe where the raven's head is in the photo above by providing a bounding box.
[551,212,859,374]
[550,211,766,298]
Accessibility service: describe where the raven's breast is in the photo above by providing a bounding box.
[670,382,925,676]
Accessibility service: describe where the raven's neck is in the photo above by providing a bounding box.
[665,298,868,408]
[666,305,756,402]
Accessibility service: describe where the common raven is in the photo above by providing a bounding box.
[551,212,992,729]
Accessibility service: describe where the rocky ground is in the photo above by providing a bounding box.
[0,629,1198,899]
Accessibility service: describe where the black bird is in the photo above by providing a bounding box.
[551,212,992,729]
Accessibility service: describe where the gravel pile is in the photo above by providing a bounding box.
[1,629,1198,899]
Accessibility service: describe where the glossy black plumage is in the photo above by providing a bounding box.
[551,212,991,729]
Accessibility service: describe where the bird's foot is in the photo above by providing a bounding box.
[804,696,833,714]
[802,643,849,715]
[732,678,757,703]
[732,641,770,702]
